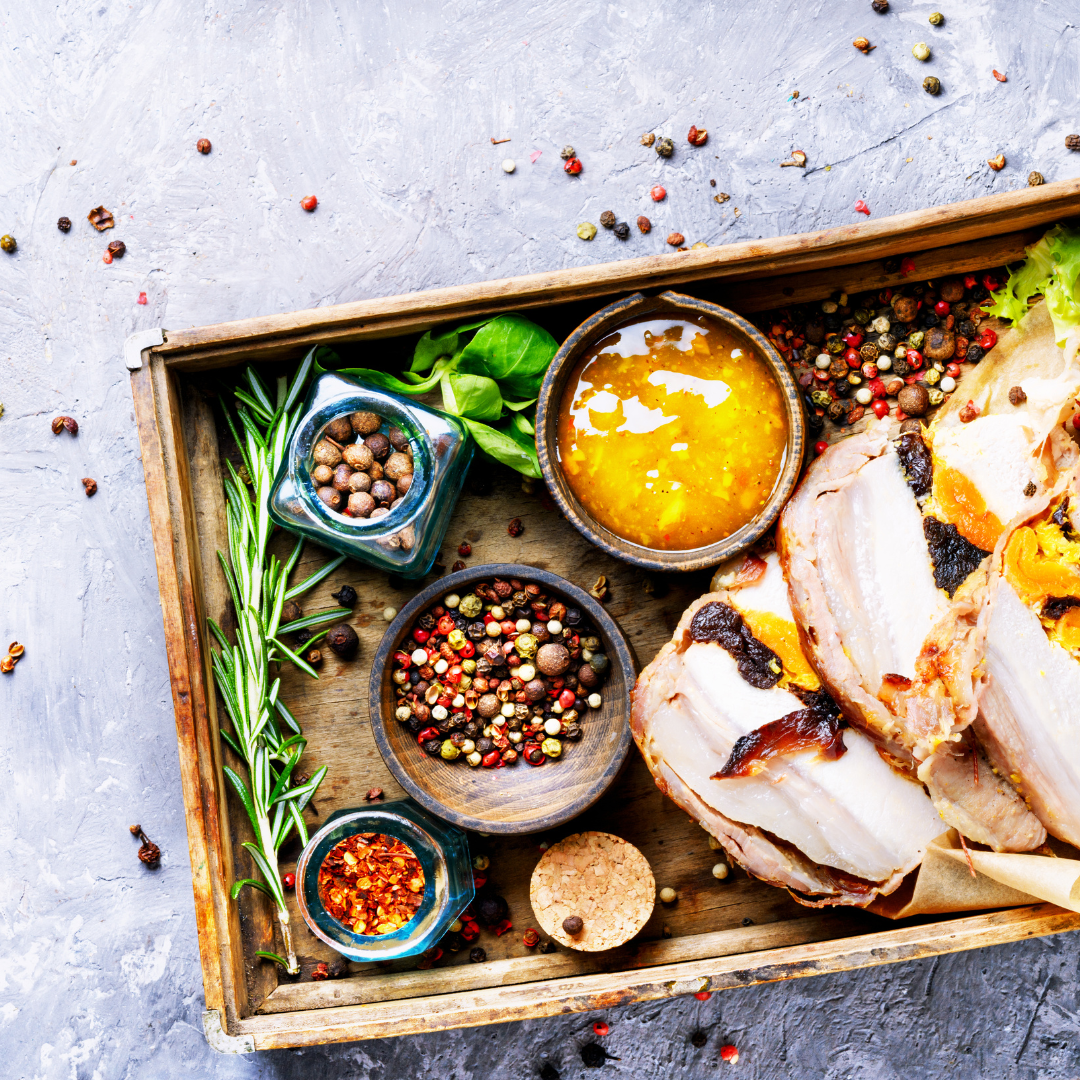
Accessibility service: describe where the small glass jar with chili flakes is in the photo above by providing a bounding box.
[295,800,473,961]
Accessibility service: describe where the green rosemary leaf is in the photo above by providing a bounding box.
[223,765,261,836]
[283,348,316,413]
[277,608,348,634]
[270,636,320,679]
[234,388,273,424]
[283,554,348,601]
[254,950,292,968]
[244,365,275,416]
[232,879,275,901]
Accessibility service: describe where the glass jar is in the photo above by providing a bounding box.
[268,371,473,577]
[295,799,474,962]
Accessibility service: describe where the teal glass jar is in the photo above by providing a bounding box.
[268,371,473,578]
[295,799,473,963]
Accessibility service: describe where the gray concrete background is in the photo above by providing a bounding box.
[3,1,1080,1077]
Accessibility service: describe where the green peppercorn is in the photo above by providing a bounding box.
[448,629,466,651]
[912,42,931,61]
[826,338,845,355]
[853,309,871,325]
[440,739,461,761]
[458,594,482,618]
[923,76,941,95]
[577,222,597,241]
[541,737,563,758]
[515,633,538,659]
[0,235,15,254]
[928,11,943,24]
[461,658,477,675]
[655,137,675,158]
[907,330,925,349]
[588,653,610,676]
[810,389,832,408]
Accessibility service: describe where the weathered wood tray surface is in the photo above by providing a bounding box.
[131,180,1080,1052]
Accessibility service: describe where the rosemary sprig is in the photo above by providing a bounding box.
[207,349,344,974]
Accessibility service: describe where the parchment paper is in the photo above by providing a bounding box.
[870,831,1080,919]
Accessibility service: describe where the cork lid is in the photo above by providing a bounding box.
[530,831,655,951]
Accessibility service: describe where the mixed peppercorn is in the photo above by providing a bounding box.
[759,268,1004,441]
[391,576,610,769]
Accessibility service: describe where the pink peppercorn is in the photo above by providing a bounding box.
[650,185,666,201]
[301,195,317,211]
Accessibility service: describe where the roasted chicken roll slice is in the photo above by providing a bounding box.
[779,425,1045,852]
[631,553,945,904]
[975,480,1080,847]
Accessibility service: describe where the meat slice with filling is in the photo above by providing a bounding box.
[779,426,1045,852]
[631,553,946,905]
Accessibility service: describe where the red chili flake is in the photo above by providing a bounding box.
[979,328,998,350]
[529,150,542,163]
[964,274,979,290]
[993,70,1007,82]
[473,874,488,890]
[311,962,330,981]
[365,787,384,801]
[694,990,713,1001]
[137,291,148,305]
[564,157,583,175]
[593,1021,610,1036]
[523,928,540,947]
[507,517,524,537]
[494,918,513,936]
[899,256,916,277]
[301,195,318,211]
[102,250,113,264]
[460,922,480,942]
[317,832,425,936]
[854,200,871,216]
[982,274,1000,292]
[872,400,890,420]
[650,184,667,201]
[720,1044,739,1064]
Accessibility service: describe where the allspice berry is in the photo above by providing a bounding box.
[383,452,412,481]
[326,623,359,659]
[325,416,354,443]
[898,384,931,417]
[1008,385,1028,406]
[343,442,374,470]
[57,216,72,232]
[281,600,302,625]
[388,426,410,452]
[313,440,342,468]
[317,486,343,511]
[332,463,354,491]
[347,470,372,493]
[370,479,396,507]
[364,432,391,461]
[350,411,381,435]
[347,491,375,517]
[536,643,570,676]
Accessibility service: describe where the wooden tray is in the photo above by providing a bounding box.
[131,180,1080,1053]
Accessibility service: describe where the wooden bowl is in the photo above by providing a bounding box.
[535,290,805,572]
[369,564,635,834]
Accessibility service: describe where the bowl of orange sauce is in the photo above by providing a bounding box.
[535,291,804,571]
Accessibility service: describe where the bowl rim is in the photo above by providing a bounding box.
[368,563,635,834]
[534,290,806,572]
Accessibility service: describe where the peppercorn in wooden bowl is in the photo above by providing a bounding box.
[535,290,805,572]
[369,564,634,834]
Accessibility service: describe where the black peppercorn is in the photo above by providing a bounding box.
[469,946,487,963]
[57,216,72,232]
[477,893,509,925]
[476,736,495,755]
[958,319,976,338]
[599,210,616,229]
[922,312,940,328]
[295,628,314,645]
[581,1044,611,1068]
[871,0,888,11]
[923,76,941,95]
[540,1064,561,1080]
[331,584,357,607]
[691,1031,708,1048]
[1067,134,1080,151]
[613,222,630,241]
[966,344,985,363]
[326,623,359,658]
[422,738,442,755]
[655,137,674,157]
[742,917,755,926]
[564,607,582,626]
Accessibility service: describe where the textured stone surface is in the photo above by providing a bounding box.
[3,1,1080,1076]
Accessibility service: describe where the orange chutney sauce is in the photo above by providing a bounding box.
[555,316,788,551]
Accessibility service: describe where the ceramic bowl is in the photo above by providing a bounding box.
[534,290,805,572]
[369,564,634,835]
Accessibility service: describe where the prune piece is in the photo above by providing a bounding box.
[923,516,990,598]
[897,431,933,497]
[1043,596,1080,621]
[690,601,744,650]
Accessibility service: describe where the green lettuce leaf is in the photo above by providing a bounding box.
[986,225,1080,345]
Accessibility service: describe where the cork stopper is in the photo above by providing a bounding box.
[529,831,655,951]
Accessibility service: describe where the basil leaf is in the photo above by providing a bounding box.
[464,418,542,478]
[411,328,460,373]
[502,397,536,413]
[332,358,449,396]
[454,317,496,333]
[457,314,558,383]
[441,372,504,422]
[510,412,535,437]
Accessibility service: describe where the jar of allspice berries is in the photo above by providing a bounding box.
[269,372,474,577]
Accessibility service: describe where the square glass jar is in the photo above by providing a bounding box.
[295,799,474,963]
[268,371,473,577]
